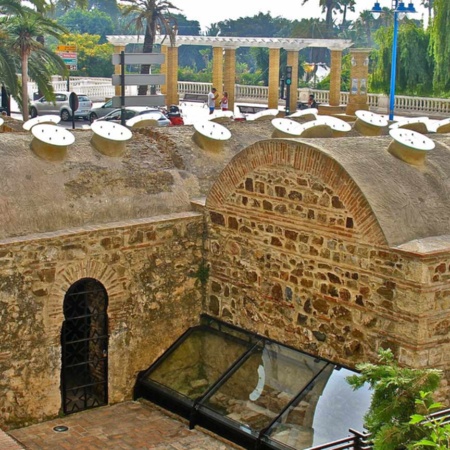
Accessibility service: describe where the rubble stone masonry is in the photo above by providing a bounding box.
[205,139,450,396]
[0,213,203,428]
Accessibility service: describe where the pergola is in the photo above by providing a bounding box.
[107,35,368,114]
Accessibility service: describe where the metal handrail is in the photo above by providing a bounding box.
[307,429,371,450]
[309,408,450,450]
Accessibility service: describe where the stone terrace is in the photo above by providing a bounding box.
[9,401,241,450]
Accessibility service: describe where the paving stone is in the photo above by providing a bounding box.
[8,402,242,450]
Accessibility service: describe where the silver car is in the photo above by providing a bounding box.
[29,91,92,121]
[88,99,116,123]
[96,107,171,127]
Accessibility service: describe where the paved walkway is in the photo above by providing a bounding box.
[9,401,242,450]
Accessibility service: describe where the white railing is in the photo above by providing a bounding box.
[26,77,450,116]
[394,95,450,114]
[236,85,268,101]
[177,81,210,95]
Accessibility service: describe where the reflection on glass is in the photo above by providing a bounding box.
[266,366,372,449]
[202,342,327,434]
[145,328,252,399]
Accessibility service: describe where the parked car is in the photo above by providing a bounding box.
[96,107,171,127]
[29,92,92,121]
[88,99,116,123]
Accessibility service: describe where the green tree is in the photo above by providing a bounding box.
[430,0,450,93]
[350,10,379,47]
[215,12,293,37]
[347,348,442,450]
[291,18,330,65]
[121,0,179,95]
[370,20,432,96]
[301,0,341,33]
[3,5,67,120]
[339,0,356,26]
[316,52,351,91]
[58,33,114,77]
[205,22,220,36]
[0,0,22,98]
[58,8,114,37]
[409,391,450,450]
[421,0,434,25]
[171,14,205,71]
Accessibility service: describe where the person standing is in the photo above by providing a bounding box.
[220,91,229,111]
[208,87,218,114]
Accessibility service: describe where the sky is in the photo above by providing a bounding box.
[169,0,427,32]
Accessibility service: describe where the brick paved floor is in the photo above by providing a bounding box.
[9,401,242,450]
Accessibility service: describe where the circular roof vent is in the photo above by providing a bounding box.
[354,111,388,136]
[271,118,303,138]
[31,124,74,161]
[90,121,132,157]
[193,120,231,151]
[388,128,435,166]
[23,115,61,131]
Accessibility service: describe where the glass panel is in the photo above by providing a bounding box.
[205,318,260,346]
[265,366,372,449]
[200,342,328,435]
[144,328,252,400]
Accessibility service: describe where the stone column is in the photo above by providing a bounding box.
[287,50,299,114]
[113,45,126,96]
[345,48,371,116]
[166,45,179,106]
[268,48,281,110]
[224,47,236,111]
[160,45,168,95]
[212,46,224,102]
[329,49,343,107]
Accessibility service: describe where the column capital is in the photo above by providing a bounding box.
[328,44,351,51]
[160,42,181,48]
[349,48,372,54]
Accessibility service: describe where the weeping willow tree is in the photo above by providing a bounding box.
[430,0,450,93]
[370,21,432,96]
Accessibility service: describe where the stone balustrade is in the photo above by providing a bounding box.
[26,78,450,116]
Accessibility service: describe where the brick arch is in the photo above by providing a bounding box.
[44,260,129,341]
[206,139,387,246]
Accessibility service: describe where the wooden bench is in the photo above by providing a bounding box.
[236,105,268,115]
[182,93,209,105]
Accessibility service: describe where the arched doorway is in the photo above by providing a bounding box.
[61,278,109,414]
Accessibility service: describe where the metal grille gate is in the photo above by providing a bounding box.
[61,278,109,414]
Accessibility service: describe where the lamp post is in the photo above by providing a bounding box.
[371,1,417,120]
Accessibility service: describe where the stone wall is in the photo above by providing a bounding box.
[0,212,203,429]
[204,139,450,392]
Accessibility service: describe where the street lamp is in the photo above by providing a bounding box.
[371,1,417,120]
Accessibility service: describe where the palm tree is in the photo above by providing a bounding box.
[421,0,433,25]
[301,0,341,33]
[339,0,356,26]
[4,6,67,120]
[121,0,179,95]
[353,10,379,47]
